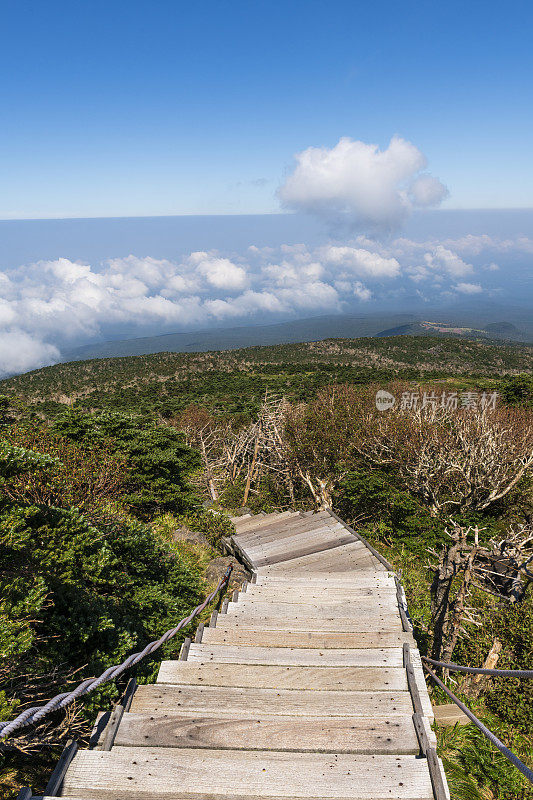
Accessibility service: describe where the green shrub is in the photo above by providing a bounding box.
[51,409,200,518]
[336,468,445,550]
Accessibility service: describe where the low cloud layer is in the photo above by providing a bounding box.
[0,231,526,377]
[278,136,448,231]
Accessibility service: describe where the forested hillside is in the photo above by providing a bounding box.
[1,335,532,418]
[1,335,533,800]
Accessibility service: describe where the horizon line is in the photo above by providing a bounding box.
[1,207,533,223]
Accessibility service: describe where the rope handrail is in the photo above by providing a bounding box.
[422,655,533,678]
[0,566,232,740]
[422,660,533,786]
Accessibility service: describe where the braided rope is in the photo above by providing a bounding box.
[423,660,533,786]
[422,655,533,678]
[0,567,232,739]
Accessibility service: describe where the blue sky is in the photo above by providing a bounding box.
[2,0,533,219]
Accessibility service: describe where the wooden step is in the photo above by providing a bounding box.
[255,545,382,573]
[233,511,298,532]
[62,747,434,799]
[187,643,407,665]
[211,616,403,633]
[254,573,395,586]
[242,526,350,553]
[227,597,400,615]
[201,628,408,648]
[115,713,420,754]
[230,512,252,521]
[235,515,339,545]
[234,510,325,533]
[207,619,403,636]
[242,534,359,567]
[157,660,408,690]
[241,522,346,550]
[129,684,415,717]
[156,661,408,691]
[242,586,398,602]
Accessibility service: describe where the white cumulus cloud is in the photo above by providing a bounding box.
[424,246,474,278]
[278,136,448,232]
[453,282,483,294]
[321,246,401,278]
[1,227,522,378]
[191,253,248,291]
[0,331,60,377]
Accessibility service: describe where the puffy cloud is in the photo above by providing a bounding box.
[190,253,248,291]
[0,331,60,377]
[353,282,372,301]
[424,246,474,278]
[321,246,400,278]
[204,290,286,319]
[409,174,448,206]
[453,282,483,294]
[278,136,447,231]
[2,228,524,378]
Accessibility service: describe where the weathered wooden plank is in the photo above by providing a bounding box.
[43,739,78,796]
[237,519,344,548]
[130,684,414,717]
[213,615,403,631]
[226,597,400,616]
[254,573,396,588]
[115,713,419,754]
[156,661,408,690]
[223,601,401,617]
[234,510,325,534]
[242,586,398,602]
[248,537,364,561]
[230,512,252,522]
[236,526,347,556]
[243,534,359,567]
[241,527,350,558]
[62,748,434,799]
[253,570,395,594]
[259,555,380,574]
[201,628,409,647]
[256,545,379,573]
[204,619,403,636]
[233,511,298,533]
[187,643,407,665]
[235,511,330,535]
[410,649,434,722]
[433,704,470,726]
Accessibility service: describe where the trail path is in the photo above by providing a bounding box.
[37,510,449,800]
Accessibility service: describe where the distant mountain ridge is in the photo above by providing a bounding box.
[63,313,420,361]
[63,311,532,363]
[376,320,528,341]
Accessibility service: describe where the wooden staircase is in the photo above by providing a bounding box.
[35,509,449,800]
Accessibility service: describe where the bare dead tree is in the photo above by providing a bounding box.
[430,526,481,663]
[429,522,533,662]
[241,393,295,505]
[358,404,533,516]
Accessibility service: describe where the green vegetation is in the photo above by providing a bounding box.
[1,335,532,418]
[1,334,532,799]
[0,402,229,798]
